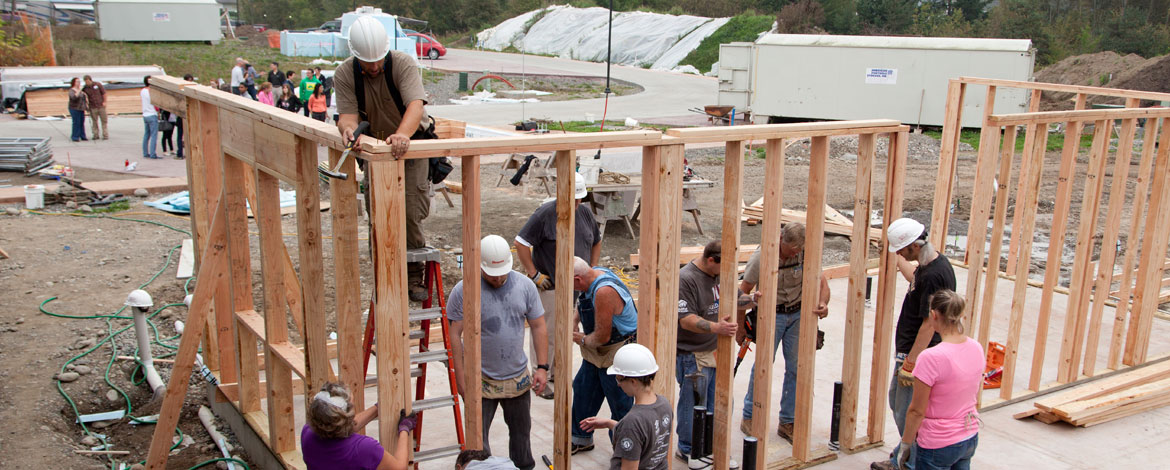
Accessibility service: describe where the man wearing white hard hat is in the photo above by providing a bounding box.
[579,343,672,470]
[448,235,549,470]
[335,15,436,301]
[870,218,955,470]
[514,172,601,399]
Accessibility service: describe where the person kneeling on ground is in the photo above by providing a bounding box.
[897,290,983,470]
[455,449,520,469]
[580,343,672,470]
[301,381,417,470]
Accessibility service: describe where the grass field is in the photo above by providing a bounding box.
[923,128,1096,152]
[54,38,333,85]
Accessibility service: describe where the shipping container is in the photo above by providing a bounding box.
[718,34,1035,127]
[96,0,222,42]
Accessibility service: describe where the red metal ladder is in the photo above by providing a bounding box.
[362,247,465,465]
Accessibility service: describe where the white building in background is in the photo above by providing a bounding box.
[96,0,223,42]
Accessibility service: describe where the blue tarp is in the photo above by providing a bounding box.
[146,190,298,214]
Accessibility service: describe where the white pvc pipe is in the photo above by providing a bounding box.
[132,309,166,397]
[198,406,235,470]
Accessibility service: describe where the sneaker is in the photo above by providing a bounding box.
[570,443,594,455]
[777,421,794,443]
[870,461,898,470]
[740,418,752,436]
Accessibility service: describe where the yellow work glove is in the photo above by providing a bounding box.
[897,364,916,388]
[531,272,553,291]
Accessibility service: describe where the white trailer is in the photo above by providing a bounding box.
[96,0,222,42]
[718,34,1035,127]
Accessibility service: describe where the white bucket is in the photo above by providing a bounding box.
[24,184,44,210]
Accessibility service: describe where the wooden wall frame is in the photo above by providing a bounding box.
[144,74,909,470]
[932,77,1170,407]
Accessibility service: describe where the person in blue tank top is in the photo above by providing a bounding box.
[569,256,638,455]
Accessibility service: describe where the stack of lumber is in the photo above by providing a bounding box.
[23,86,145,117]
[0,137,53,175]
[741,198,883,242]
[1016,360,1170,427]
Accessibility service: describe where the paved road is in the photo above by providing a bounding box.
[426,48,716,126]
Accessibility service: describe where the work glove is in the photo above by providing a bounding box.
[897,365,916,388]
[531,272,554,291]
[897,442,914,469]
[398,410,418,433]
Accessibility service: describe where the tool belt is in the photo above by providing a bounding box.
[580,334,636,368]
[743,303,825,350]
[481,368,533,400]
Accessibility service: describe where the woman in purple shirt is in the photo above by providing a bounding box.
[301,382,416,470]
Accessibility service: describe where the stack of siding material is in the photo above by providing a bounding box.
[0,137,53,175]
[1016,360,1170,427]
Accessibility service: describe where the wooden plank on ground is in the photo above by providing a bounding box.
[176,238,195,279]
[1033,360,1170,411]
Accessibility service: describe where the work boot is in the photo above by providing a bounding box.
[408,280,428,302]
[570,443,594,455]
[740,418,752,436]
[870,461,898,470]
[777,421,794,443]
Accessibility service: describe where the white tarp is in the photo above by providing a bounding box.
[477,6,728,73]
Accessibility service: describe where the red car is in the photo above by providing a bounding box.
[409,33,446,60]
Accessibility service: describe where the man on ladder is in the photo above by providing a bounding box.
[449,235,550,470]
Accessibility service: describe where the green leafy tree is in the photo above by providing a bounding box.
[988,0,1054,64]
[857,0,916,34]
[1099,8,1170,57]
[818,0,857,33]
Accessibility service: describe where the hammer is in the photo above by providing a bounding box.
[318,120,369,180]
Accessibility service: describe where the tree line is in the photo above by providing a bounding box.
[242,0,1170,66]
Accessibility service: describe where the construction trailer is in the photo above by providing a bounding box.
[279,6,416,58]
[95,0,222,42]
[718,34,1035,127]
[141,73,1170,470]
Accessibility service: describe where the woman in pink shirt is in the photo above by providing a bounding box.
[257,82,275,105]
[898,290,984,470]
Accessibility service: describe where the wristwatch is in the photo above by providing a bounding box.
[536,364,550,371]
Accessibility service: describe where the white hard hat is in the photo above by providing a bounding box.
[480,235,514,277]
[125,289,153,308]
[348,16,391,62]
[574,172,588,200]
[607,343,659,377]
[887,218,926,253]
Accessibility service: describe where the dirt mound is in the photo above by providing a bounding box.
[1034,52,1149,110]
[1103,54,1170,103]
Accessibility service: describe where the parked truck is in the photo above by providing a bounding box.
[718,34,1035,127]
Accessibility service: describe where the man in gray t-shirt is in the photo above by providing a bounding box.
[514,173,600,398]
[674,240,739,459]
[450,235,549,470]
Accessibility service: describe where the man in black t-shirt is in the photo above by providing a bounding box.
[514,173,601,399]
[871,218,956,470]
[674,240,741,461]
[267,62,286,102]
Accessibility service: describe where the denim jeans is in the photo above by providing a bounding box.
[142,115,159,159]
[742,310,800,423]
[889,354,917,468]
[915,434,977,470]
[571,358,633,446]
[176,119,185,158]
[482,391,535,470]
[69,109,86,141]
[675,351,716,455]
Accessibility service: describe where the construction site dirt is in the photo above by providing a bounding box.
[0,129,1161,469]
